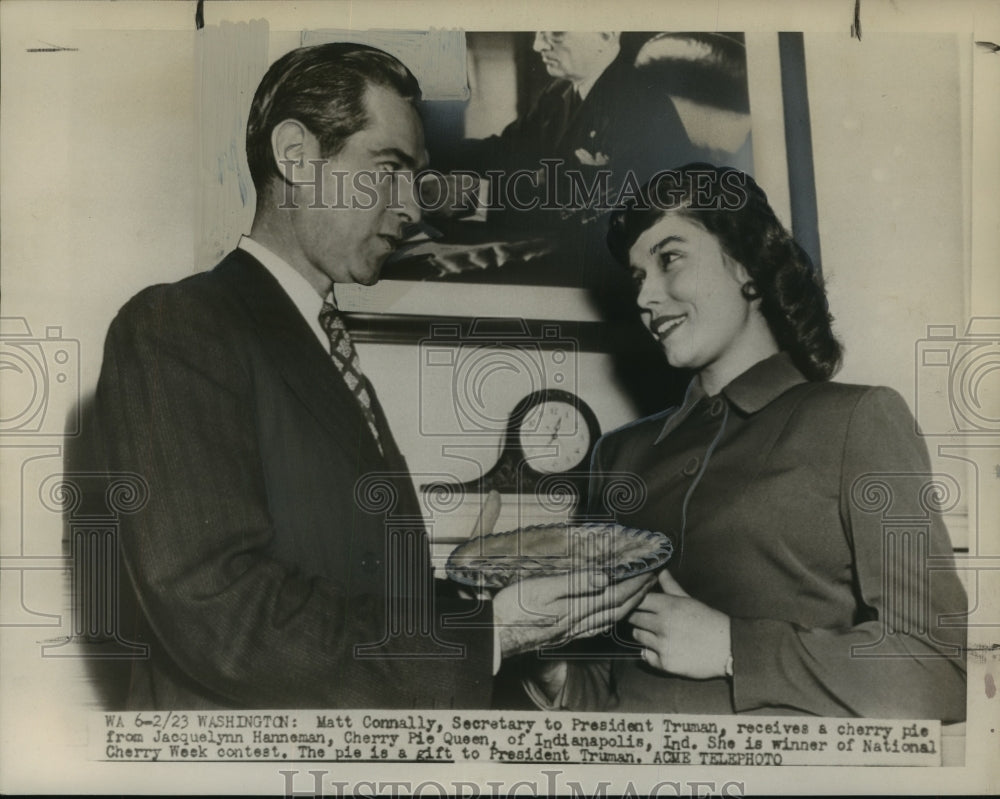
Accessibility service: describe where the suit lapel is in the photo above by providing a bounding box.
[214,250,385,464]
[559,56,623,153]
[365,384,422,515]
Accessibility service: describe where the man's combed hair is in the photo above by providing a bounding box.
[607,163,843,381]
[245,42,421,195]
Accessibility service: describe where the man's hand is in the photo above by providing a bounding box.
[494,569,655,658]
[630,570,732,679]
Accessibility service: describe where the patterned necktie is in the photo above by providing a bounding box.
[318,293,383,455]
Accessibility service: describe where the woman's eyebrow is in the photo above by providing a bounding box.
[650,235,686,255]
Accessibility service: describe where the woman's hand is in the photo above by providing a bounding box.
[630,570,732,680]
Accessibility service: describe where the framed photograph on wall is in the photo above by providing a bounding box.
[198,27,819,330]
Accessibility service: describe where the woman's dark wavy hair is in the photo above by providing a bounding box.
[607,163,843,381]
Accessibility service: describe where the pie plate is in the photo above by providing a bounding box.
[446,522,673,590]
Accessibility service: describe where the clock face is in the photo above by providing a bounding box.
[518,399,593,474]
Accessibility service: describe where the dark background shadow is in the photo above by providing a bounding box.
[61,390,145,710]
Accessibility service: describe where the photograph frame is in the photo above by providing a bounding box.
[197,25,818,345]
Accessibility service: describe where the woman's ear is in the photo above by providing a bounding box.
[270,119,319,185]
[725,255,760,301]
[722,254,749,283]
[727,256,750,284]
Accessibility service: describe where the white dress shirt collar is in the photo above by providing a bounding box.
[574,74,598,102]
[238,235,329,350]
[573,45,619,100]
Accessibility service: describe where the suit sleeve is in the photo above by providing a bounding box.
[434,87,562,175]
[730,387,967,720]
[97,288,493,708]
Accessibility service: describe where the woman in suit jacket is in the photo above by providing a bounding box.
[529,164,967,721]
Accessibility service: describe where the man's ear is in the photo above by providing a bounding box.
[600,32,620,44]
[270,119,320,185]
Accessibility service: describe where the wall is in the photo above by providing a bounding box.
[806,32,976,548]
[806,32,967,391]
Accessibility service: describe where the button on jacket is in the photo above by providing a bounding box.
[562,352,966,720]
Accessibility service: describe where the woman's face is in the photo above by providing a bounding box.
[628,212,771,391]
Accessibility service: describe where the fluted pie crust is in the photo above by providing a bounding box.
[447,522,673,589]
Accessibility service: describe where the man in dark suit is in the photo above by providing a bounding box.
[434,32,698,216]
[394,32,700,288]
[95,42,651,709]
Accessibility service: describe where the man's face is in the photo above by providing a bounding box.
[532,32,615,83]
[292,83,426,289]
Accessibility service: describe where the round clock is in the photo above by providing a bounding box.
[514,391,598,474]
[420,388,602,496]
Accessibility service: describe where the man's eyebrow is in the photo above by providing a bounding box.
[370,147,420,169]
[650,235,686,255]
